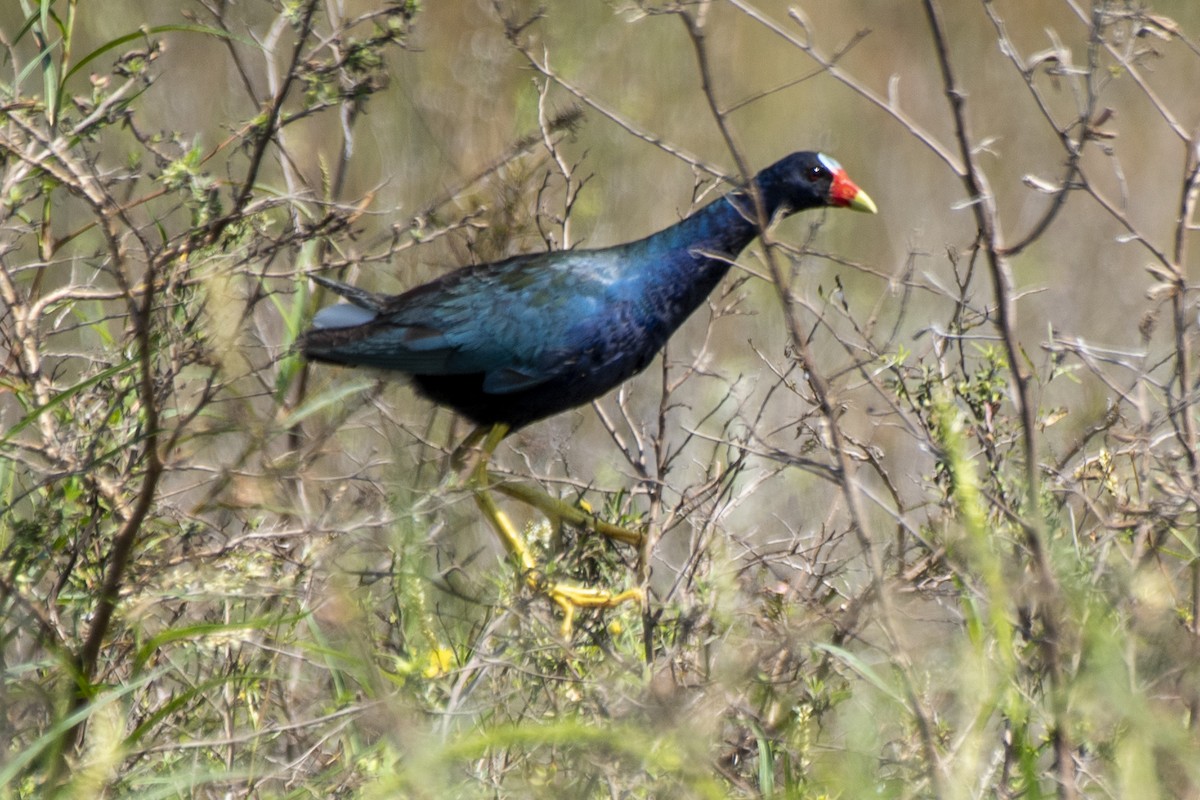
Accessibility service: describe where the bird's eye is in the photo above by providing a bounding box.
[808,165,829,181]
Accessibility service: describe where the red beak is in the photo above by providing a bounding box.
[830,168,878,214]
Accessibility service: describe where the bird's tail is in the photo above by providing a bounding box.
[308,274,383,329]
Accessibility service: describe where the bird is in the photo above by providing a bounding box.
[300,151,876,633]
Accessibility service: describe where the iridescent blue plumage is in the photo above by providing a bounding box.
[301,151,876,429]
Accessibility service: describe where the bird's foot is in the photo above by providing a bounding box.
[475,495,642,636]
[492,478,644,547]
[473,476,641,636]
[543,581,644,638]
[468,422,644,637]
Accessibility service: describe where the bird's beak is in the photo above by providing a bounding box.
[831,169,878,214]
[846,188,878,214]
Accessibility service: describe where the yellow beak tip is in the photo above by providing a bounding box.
[848,190,878,215]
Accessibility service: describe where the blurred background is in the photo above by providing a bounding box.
[4,0,1200,796]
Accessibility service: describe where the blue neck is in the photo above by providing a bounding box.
[606,192,772,347]
[635,186,785,303]
[649,165,808,264]
[666,194,761,262]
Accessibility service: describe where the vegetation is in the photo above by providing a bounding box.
[2,0,1200,797]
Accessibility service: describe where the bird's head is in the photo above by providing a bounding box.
[755,151,877,216]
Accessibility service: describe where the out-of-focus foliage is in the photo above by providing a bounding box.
[3,0,1200,797]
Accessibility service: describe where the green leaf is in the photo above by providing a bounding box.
[133,615,305,671]
[813,642,905,705]
[0,668,166,788]
[279,376,376,427]
[0,359,136,445]
[63,24,253,86]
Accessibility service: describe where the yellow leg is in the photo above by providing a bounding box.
[449,425,488,472]
[492,479,643,546]
[468,424,643,636]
